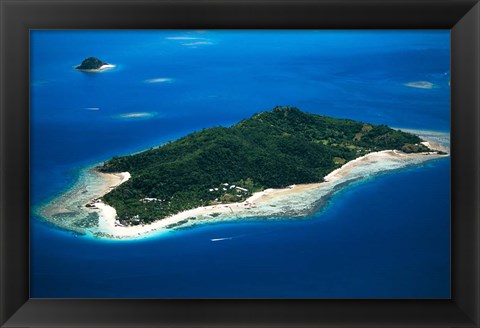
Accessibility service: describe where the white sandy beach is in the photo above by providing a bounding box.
[76,64,116,72]
[39,131,450,240]
[38,170,130,234]
[91,150,448,239]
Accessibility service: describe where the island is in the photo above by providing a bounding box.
[39,106,449,239]
[95,106,446,227]
[75,57,115,72]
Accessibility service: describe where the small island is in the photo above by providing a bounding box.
[75,57,115,72]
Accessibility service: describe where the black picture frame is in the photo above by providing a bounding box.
[1,0,479,327]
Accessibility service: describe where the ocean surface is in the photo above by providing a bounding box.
[30,30,451,298]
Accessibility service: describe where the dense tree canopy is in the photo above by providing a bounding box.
[76,57,108,70]
[98,106,430,224]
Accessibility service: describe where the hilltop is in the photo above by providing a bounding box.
[76,57,111,71]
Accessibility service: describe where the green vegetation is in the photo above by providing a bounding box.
[76,57,108,70]
[401,143,430,153]
[98,106,432,225]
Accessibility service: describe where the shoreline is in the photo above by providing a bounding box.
[75,64,116,73]
[38,169,130,235]
[39,130,450,240]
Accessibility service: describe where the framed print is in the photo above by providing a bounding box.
[1,0,479,327]
[29,29,452,299]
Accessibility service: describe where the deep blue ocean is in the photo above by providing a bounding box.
[30,30,450,298]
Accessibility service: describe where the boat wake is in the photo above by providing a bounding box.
[210,237,233,242]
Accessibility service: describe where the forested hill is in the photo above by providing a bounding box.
[98,106,431,224]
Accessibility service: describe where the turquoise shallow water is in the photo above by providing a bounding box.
[30,30,450,298]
